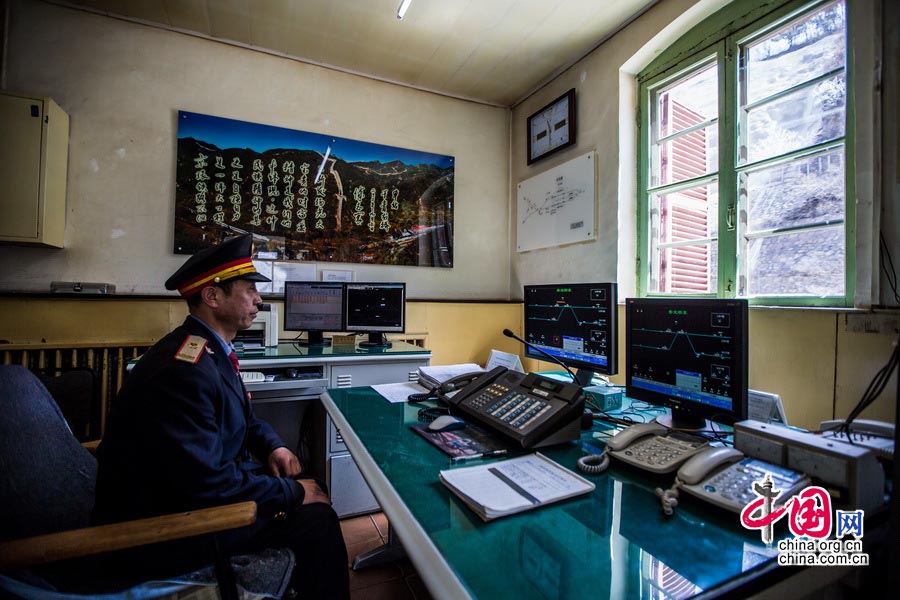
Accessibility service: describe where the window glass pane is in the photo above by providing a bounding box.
[650,182,718,294]
[657,64,718,137]
[652,64,718,186]
[747,226,844,296]
[656,124,719,186]
[745,1,846,105]
[745,148,844,232]
[656,242,719,294]
[746,75,845,163]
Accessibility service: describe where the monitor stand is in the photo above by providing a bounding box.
[655,411,710,432]
[294,331,331,347]
[573,369,597,387]
[358,332,392,349]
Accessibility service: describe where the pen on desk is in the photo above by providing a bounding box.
[451,449,507,463]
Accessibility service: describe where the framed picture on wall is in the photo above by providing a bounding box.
[526,88,576,165]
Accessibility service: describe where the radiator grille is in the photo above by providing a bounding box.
[1,344,151,439]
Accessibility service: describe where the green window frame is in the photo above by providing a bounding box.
[636,0,855,306]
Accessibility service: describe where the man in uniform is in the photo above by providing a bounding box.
[94,233,350,599]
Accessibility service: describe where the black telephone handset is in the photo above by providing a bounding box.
[442,366,585,448]
[436,371,486,400]
[408,371,485,404]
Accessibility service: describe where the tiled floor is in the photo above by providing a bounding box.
[340,512,434,600]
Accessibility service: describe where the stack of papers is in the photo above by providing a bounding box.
[417,363,485,389]
[439,453,595,521]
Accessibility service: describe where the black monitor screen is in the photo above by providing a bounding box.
[625,297,748,429]
[523,283,618,385]
[345,282,406,347]
[283,281,344,346]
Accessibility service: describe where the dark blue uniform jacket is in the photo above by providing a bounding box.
[93,317,303,525]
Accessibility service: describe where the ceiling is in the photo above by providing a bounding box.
[60,0,658,107]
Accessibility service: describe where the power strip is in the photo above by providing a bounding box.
[820,430,894,462]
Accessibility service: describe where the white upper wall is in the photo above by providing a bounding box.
[0,0,510,299]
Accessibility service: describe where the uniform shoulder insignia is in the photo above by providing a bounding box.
[175,334,209,364]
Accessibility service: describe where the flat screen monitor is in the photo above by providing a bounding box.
[283,281,344,347]
[344,282,406,348]
[625,297,749,430]
[523,283,618,386]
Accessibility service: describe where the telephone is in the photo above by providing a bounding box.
[604,421,710,474]
[441,366,585,448]
[819,418,895,461]
[408,371,485,403]
[674,446,811,514]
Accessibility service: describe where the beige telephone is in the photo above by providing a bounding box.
[672,446,811,514]
[605,421,709,474]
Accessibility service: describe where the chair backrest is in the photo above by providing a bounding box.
[33,367,99,442]
[0,365,97,541]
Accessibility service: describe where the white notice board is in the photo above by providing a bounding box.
[517,151,595,252]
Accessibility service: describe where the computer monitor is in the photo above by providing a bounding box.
[625,297,749,430]
[344,282,406,348]
[523,283,618,386]
[283,281,345,347]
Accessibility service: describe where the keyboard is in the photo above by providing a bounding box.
[240,371,266,383]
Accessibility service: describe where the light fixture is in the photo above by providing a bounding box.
[397,0,412,20]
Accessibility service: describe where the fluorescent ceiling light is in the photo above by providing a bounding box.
[397,0,412,20]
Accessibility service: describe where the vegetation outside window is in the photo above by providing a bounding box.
[637,0,851,306]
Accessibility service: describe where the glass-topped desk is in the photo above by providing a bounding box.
[321,387,788,600]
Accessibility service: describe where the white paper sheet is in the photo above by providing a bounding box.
[371,381,429,403]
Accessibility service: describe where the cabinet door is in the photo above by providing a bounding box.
[330,359,429,388]
[0,94,43,239]
[328,453,379,518]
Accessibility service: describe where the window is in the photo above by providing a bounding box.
[637,0,851,305]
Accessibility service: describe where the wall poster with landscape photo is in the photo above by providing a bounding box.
[174,111,454,267]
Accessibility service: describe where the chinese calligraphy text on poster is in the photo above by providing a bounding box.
[175,111,454,267]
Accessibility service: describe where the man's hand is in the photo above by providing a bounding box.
[268,446,302,478]
[297,478,331,505]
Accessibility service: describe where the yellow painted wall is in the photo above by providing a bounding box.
[0,298,894,431]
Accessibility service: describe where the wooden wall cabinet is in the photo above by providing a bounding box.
[0,92,69,248]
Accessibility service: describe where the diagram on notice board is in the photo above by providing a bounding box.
[516,151,595,252]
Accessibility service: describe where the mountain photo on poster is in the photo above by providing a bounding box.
[175,111,454,268]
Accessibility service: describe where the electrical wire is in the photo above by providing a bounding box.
[880,232,900,304]
[840,337,900,440]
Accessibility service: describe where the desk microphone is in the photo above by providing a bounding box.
[501,328,580,385]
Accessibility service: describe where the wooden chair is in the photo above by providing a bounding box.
[0,365,293,599]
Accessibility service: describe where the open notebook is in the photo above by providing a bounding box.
[439,453,595,521]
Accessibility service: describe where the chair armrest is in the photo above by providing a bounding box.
[81,439,101,454]
[0,501,257,570]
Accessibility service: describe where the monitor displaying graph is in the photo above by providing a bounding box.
[625,297,749,429]
[523,283,618,384]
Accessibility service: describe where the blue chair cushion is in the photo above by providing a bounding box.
[0,365,97,540]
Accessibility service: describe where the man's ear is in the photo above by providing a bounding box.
[199,285,220,308]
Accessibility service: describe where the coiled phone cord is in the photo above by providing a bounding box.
[576,451,610,475]
[655,480,681,516]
